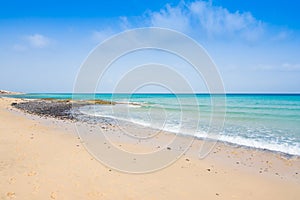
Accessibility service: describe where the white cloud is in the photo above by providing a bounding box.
[12,34,52,51]
[25,34,50,48]
[147,0,264,41]
[150,3,190,33]
[91,1,289,44]
[119,16,132,30]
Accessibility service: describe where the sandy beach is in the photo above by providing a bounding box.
[1,97,300,200]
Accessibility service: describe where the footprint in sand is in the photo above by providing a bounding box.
[50,192,57,199]
[7,192,16,198]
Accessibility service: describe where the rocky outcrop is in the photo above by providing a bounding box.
[0,90,23,95]
[12,100,78,120]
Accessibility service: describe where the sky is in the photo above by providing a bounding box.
[0,0,300,93]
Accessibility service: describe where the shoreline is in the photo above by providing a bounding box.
[1,97,300,199]
[9,97,300,158]
[6,97,300,172]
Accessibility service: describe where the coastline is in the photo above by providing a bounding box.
[7,93,300,156]
[9,97,300,158]
[1,97,300,199]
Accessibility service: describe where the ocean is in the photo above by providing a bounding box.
[7,93,300,156]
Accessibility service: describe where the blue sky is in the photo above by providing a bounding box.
[0,0,300,93]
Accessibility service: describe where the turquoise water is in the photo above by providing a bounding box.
[7,93,300,155]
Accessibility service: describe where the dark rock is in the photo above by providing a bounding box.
[12,100,76,120]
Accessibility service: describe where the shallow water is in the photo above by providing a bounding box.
[9,93,300,155]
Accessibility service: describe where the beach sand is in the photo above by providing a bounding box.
[1,97,300,200]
